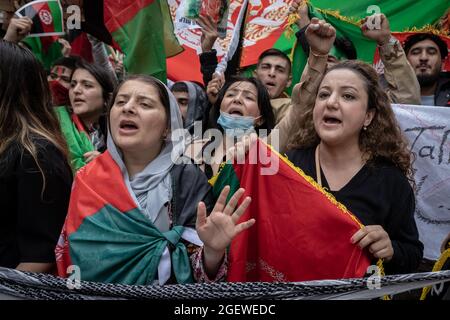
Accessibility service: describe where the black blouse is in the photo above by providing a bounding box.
[0,139,72,268]
[286,147,423,274]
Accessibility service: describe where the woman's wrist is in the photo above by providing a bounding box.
[203,245,226,263]
[202,246,226,278]
[309,49,328,58]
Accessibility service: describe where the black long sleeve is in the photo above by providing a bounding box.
[383,181,423,274]
[295,26,310,56]
[199,49,219,87]
[0,140,72,267]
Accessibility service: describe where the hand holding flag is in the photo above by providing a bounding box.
[58,38,71,56]
[225,133,258,164]
[15,0,64,37]
[108,48,125,77]
[206,72,225,104]
[196,15,219,53]
[351,225,394,261]
[290,0,310,29]
[306,17,336,56]
[361,13,392,46]
[3,16,32,43]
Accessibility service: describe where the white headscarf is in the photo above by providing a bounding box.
[107,77,186,231]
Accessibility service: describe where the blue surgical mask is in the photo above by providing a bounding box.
[217,111,257,138]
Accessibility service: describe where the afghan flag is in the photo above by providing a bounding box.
[213,139,371,282]
[22,30,95,71]
[56,151,195,285]
[167,0,448,88]
[103,0,182,82]
[167,0,245,84]
[67,29,94,63]
[16,0,64,69]
[15,0,64,37]
[286,0,450,93]
[22,35,62,70]
[54,106,94,173]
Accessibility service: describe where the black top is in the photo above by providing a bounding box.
[170,160,215,228]
[199,50,219,87]
[286,147,423,274]
[0,138,73,268]
[199,49,239,87]
[435,72,450,107]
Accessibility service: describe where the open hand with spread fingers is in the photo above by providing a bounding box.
[196,15,219,53]
[197,186,255,254]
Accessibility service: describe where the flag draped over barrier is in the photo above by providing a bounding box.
[209,104,450,283]
[1,267,450,300]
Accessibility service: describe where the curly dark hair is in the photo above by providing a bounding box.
[287,59,414,180]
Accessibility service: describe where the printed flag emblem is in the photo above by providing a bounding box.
[39,9,52,25]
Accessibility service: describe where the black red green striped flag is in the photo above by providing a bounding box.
[15,0,64,37]
[103,0,182,82]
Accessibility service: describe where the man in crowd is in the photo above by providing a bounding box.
[292,0,421,105]
[404,33,450,106]
[254,48,292,122]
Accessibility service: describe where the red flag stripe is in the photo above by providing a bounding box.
[104,0,155,33]
[65,151,138,235]
[32,2,55,34]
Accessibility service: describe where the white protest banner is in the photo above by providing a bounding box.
[393,104,450,261]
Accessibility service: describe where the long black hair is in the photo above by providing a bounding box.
[0,40,69,188]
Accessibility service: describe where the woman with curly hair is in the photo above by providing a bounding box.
[281,19,423,274]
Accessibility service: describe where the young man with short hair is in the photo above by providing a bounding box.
[254,48,292,122]
[404,33,450,106]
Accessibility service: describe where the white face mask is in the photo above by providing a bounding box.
[217,111,260,138]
